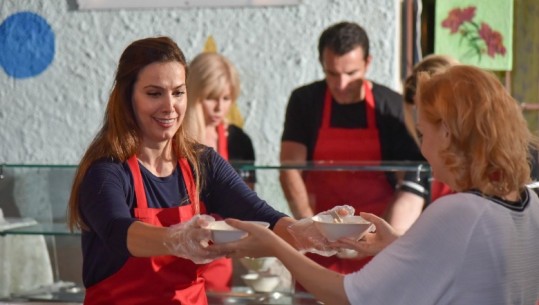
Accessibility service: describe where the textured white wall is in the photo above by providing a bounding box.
[0,0,401,165]
[0,0,401,214]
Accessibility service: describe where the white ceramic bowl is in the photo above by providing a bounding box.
[241,273,280,293]
[239,257,278,272]
[208,220,269,244]
[312,215,373,242]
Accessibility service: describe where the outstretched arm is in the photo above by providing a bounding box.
[213,219,350,305]
[129,215,224,264]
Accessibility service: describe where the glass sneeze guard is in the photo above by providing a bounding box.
[0,161,431,236]
[0,161,431,304]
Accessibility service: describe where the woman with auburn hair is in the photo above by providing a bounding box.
[184,52,257,291]
[215,65,539,305]
[67,36,298,305]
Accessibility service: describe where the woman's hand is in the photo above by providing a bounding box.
[208,218,283,258]
[331,212,400,259]
[164,214,225,264]
[287,205,355,257]
[286,217,337,257]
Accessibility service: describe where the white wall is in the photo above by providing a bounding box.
[0,0,401,165]
[0,0,401,213]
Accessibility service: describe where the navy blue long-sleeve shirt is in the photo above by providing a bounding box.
[78,147,287,288]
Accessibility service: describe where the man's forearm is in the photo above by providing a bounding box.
[279,169,313,218]
[385,191,424,234]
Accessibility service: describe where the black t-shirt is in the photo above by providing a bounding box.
[228,124,256,183]
[281,80,427,196]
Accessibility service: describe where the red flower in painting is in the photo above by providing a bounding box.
[441,6,507,62]
[479,22,507,58]
[441,6,476,33]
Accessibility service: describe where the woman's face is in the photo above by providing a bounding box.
[201,86,233,127]
[132,61,187,146]
[416,110,451,185]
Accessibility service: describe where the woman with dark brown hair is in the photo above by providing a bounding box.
[67,36,296,305]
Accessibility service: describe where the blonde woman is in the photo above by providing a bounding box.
[184,52,256,291]
[185,53,255,190]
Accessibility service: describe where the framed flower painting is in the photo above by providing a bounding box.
[435,0,513,70]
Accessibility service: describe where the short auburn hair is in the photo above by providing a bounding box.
[417,65,537,197]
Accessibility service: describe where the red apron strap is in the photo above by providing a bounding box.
[322,89,332,128]
[364,81,377,129]
[217,123,229,161]
[178,158,200,215]
[127,156,148,209]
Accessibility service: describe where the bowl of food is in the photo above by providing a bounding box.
[239,257,278,272]
[241,273,280,293]
[312,215,373,242]
[207,220,269,244]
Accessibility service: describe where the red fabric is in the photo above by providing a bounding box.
[198,257,232,292]
[216,123,229,161]
[431,180,453,202]
[84,156,208,305]
[199,123,233,292]
[303,82,394,275]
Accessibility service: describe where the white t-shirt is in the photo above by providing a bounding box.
[344,188,539,305]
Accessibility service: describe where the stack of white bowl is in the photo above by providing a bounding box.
[239,257,289,293]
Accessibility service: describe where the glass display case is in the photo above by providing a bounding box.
[0,162,431,304]
[0,164,81,303]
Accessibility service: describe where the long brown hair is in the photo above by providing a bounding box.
[68,37,204,231]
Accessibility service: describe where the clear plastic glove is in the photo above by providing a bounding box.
[164,214,223,264]
[287,205,355,257]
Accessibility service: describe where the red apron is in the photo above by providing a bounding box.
[304,82,394,275]
[84,156,208,305]
[199,122,233,292]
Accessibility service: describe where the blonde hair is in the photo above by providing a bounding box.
[403,55,459,145]
[416,65,537,197]
[185,53,240,142]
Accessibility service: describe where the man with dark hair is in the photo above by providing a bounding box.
[317,21,370,63]
[280,21,426,276]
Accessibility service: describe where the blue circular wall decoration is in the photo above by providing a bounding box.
[0,12,55,79]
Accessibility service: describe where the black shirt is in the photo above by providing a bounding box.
[228,124,256,183]
[281,80,427,196]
